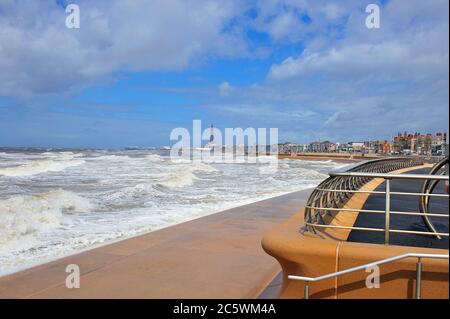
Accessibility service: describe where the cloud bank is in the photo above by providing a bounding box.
[0,0,247,96]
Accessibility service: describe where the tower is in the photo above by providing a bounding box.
[209,124,214,144]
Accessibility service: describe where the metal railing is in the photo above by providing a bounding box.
[303,157,449,244]
[419,156,449,239]
[288,253,449,299]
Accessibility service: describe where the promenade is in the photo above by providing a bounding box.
[348,168,449,249]
[0,189,312,298]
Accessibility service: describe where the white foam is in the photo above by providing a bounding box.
[189,162,217,173]
[145,154,163,162]
[158,170,197,188]
[91,155,130,161]
[0,156,85,177]
[170,158,192,164]
[0,190,92,246]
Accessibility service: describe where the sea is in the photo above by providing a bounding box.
[0,147,345,275]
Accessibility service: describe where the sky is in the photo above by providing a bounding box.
[0,0,448,148]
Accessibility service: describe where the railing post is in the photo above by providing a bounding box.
[416,258,422,299]
[304,282,310,299]
[385,179,391,245]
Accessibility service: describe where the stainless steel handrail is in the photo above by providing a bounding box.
[330,172,448,180]
[315,188,449,197]
[305,205,449,218]
[420,157,449,240]
[288,253,449,299]
[304,157,449,243]
[306,174,449,242]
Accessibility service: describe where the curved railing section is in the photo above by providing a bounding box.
[419,156,449,239]
[288,252,449,299]
[304,157,424,236]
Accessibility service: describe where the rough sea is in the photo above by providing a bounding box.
[0,148,345,275]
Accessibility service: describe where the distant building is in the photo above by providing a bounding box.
[321,141,337,152]
[309,141,321,152]
[307,140,337,153]
[278,142,307,154]
[394,132,447,155]
[348,142,364,152]
[277,131,447,156]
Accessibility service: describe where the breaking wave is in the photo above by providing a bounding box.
[189,162,217,173]
[0,156,85,177]
[145,154,163,162]
[0,190,92,245]
[158,170,197,188]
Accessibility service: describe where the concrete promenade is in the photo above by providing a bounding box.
[348,168,449,249]
[0,189,312,299]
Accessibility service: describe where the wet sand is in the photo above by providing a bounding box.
[0,189,313,299]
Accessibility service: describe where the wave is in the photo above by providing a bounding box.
[189,162,217,173]
[0,157,85,177]
[101,183,161,206]
[160,161,219,188]
[158,170,197,188]
[288,167,329,179]
[145,154,163,162]
[90,155,131,161]
[170,158,192,164]
[0,190,92,245]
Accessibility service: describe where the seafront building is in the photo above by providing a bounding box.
[278,132,447,156]
[393,132,447,155]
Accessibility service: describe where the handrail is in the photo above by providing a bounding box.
[288,253,449,299]
[330,157,420,174]
[330,172,448,180]
[303,157,449,243]
[306,174,449,242]
[420,157,449,240]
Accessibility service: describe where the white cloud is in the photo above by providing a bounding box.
[268,41,448,82]
[0,0,248,96]
[218,82,234,96]
[213,0,449,141]
[323,111,342,127]
[249,0,361,43]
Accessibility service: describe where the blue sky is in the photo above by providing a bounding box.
[0,0,448,148]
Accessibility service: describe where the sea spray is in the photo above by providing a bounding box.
[0,154,85,177]
[0,190,92,245]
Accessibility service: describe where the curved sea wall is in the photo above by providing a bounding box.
[262,209,448,299]
[262,164,449,299]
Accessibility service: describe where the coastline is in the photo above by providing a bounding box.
[0,184,321,278]
[278,152,377,163]
[0,151,344,277]
[0,188,314,298]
